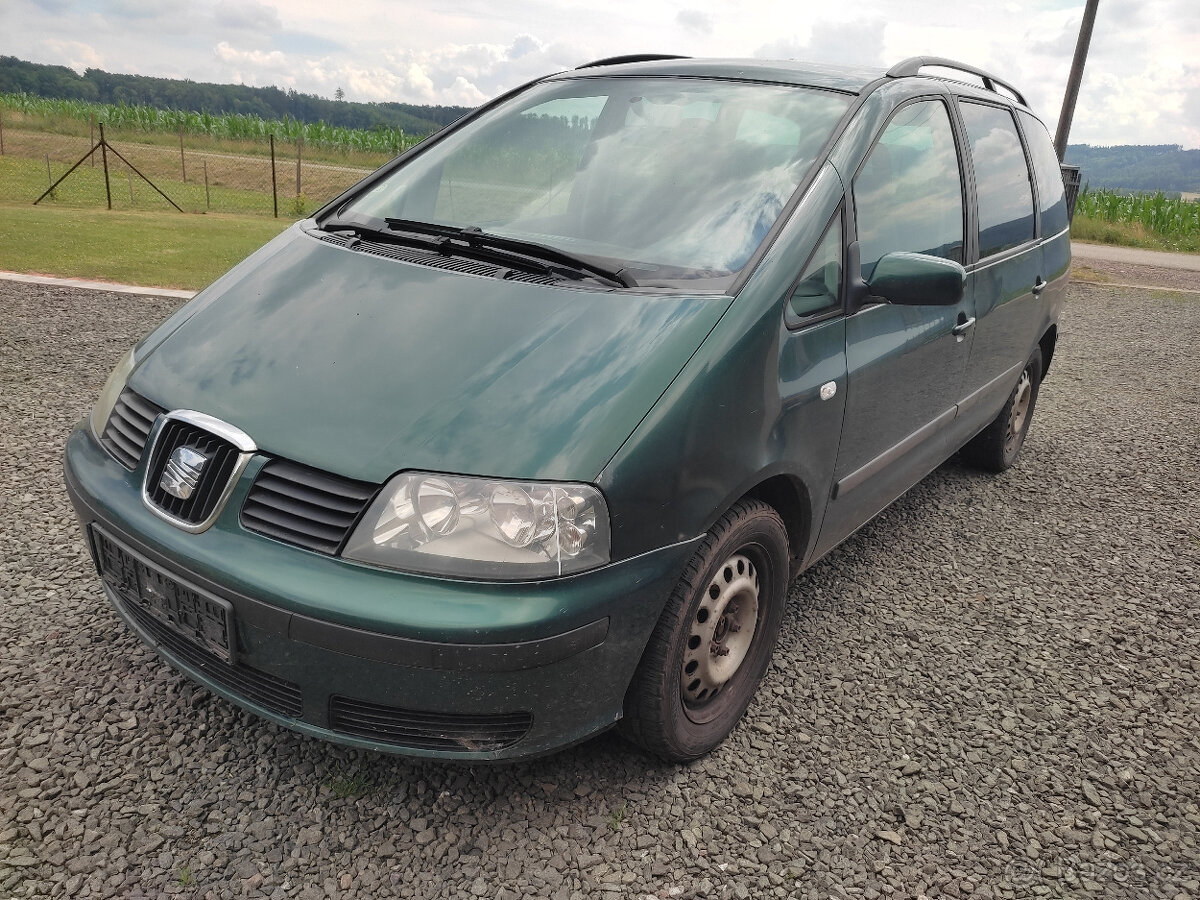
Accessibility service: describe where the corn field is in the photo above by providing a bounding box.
[0,92,422,155]
[1075,186,1200,242]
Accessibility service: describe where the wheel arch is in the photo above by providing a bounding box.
[1039,324,1058,377]
[741,473,813,578]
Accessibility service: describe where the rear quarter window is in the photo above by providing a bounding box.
[1018,111,1070,236]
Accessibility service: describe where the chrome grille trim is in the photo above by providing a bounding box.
[142,411,256,533]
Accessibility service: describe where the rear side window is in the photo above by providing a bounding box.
[853,100,965,281]
[960,103,1035,258]
[1018,111,1070,236]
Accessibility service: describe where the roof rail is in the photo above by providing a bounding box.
[887,56,1027,107]
[576,54,690,70]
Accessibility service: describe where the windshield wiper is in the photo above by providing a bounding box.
[384,218,637,288]
[318,214,563,277]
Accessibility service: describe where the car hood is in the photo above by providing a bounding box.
[131,228,732,483]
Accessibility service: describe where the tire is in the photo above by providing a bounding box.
[620,499,789,762]
[962,347,1043,473]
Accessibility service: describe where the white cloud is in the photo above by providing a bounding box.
[0,0,1196,147]
[756,19,886,67]
[676,9,713,36]
[212,0,281,32]
[38,39,105,74]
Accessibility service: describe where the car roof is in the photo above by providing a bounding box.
[550,57,888,95]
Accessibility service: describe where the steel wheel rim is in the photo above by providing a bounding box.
[1004,369,1033,455]
[681,552,760,714]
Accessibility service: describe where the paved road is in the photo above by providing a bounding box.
[1071,241,1200,271]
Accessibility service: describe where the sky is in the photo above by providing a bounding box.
[2,0,1198,148]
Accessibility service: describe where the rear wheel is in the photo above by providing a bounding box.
[620,499,788,762]
[962,347,1042,473]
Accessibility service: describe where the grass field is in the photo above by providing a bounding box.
[0,152,288,216]
[1071,187,1200,254]
[1,97,419,159]
[0,201,288,289]
[0,129,373,216]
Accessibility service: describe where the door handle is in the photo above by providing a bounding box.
[1032,277,1047,296]
[951,316,976,336]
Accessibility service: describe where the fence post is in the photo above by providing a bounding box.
[99,123,112,210]
[128,172,134,205]
[90,113,95,165]
[270,134,278,218]
[179,126,186,182]
[204,159,210,210]
[45,154,52,187]
[296,135,302,198]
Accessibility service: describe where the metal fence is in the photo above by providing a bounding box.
[0,114,379,218]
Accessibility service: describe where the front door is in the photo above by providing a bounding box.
[815,97,974,557]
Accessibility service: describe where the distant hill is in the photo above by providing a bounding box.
[1065,144,1200,194]
[0,56,471,136]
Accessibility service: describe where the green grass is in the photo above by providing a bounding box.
[1071,213,1200,254]
[0,200,288,289]
[607,802,628,832]
[321,766,378,799]
[1071,187,1200,253]
[2,92,422,156]
[0,152,287,216]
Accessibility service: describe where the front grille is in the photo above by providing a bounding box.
[123,595,303,717]
[329,696,532,752]
[101,389,166,469]
[145,421,242,526]
[241,459,377,555]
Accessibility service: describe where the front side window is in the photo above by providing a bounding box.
[344,77,852,290]
[960,102,1036,257]
[853,100,965,281]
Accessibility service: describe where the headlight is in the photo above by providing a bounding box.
[89,348,137,442]
[342,472,610,580]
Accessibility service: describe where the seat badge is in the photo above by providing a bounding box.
[160,447,208,500]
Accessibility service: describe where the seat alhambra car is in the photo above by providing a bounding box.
[65,54,1069,762]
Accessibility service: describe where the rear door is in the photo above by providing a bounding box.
[954,100,1043,432]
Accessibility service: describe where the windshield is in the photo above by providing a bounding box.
[342,76,851,290]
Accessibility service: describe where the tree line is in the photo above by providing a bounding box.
[1065,144,1200,194]
[0,56,471,137]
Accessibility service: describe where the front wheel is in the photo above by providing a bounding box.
[962,347,1043,473]
[620,499,789,762]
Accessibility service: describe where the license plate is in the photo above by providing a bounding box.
[93,527,236,663]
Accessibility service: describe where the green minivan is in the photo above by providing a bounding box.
[64,55,1069,761]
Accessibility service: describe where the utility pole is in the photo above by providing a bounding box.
[1054,0,1100,161]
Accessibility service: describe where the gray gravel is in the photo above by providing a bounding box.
[2,277,1198,900]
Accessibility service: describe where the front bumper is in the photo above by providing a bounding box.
[64,422,698,760]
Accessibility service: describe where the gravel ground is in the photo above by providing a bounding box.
[1070,260,1200,293]
[1,276,1198,900]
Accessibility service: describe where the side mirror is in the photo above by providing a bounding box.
[865,251,966,306]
